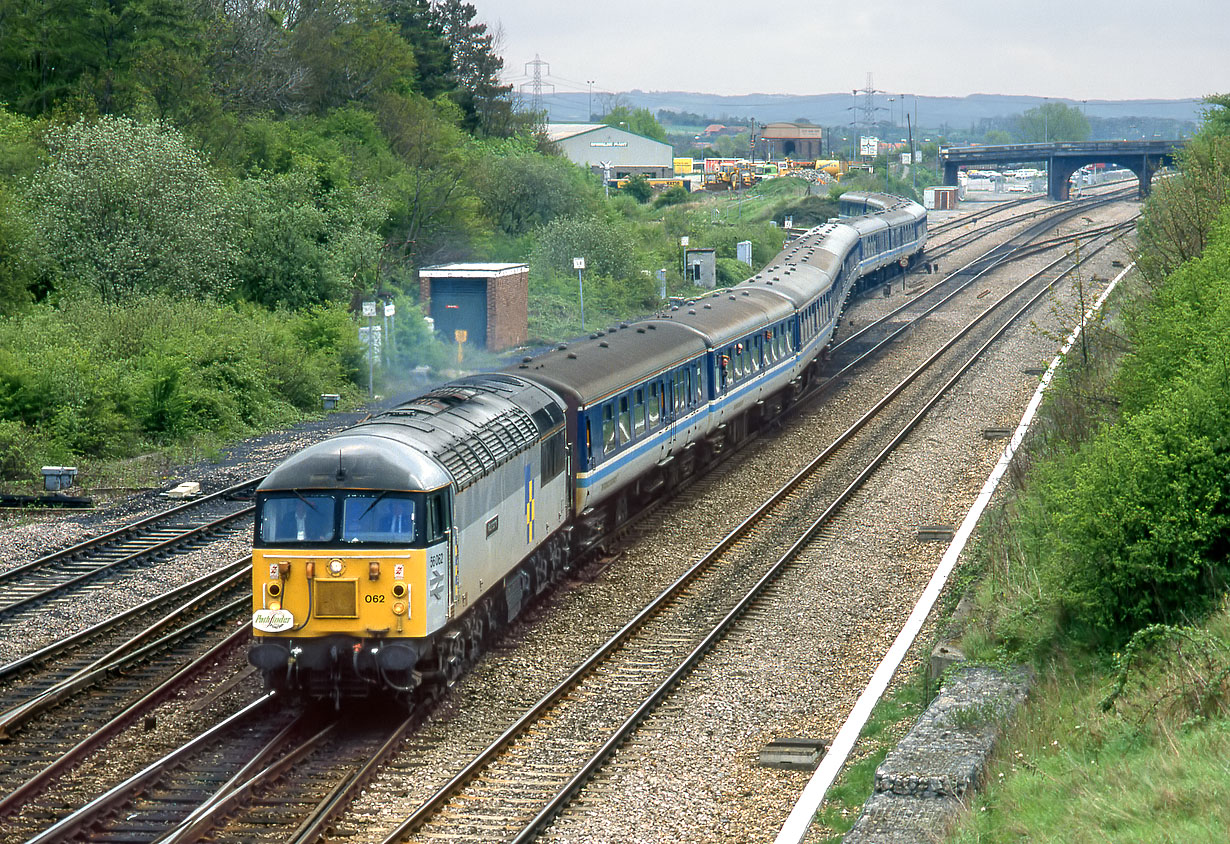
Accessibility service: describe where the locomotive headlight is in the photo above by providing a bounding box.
[328,559,344,577]
[392,601,406,616]
[269,599,281,611]
[391,582,406,599]
[267,582,282,597]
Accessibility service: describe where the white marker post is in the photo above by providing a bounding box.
[573,257,586,329]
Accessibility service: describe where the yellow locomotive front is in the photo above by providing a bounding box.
[248,433,456,703]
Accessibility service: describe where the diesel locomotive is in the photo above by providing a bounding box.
[248,192,926,704]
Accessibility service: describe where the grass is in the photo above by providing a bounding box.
[809,666,928,842]
[947,641,1230,844]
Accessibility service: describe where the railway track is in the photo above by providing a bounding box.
[0,478,259,626]
[0,197,1134,844]
[0,560,254,828]
[920,185,1134,266]
[294,209,1135,844]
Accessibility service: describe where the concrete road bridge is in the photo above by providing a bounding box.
[940,140,1186,200]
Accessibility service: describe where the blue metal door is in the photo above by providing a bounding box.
[429,278,487,349]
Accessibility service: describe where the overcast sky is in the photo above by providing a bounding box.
[477,0,1223,104]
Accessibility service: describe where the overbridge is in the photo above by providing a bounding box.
[940,140,1186,200]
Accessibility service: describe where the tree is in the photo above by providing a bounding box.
[199,0,309,115]
[1015,101,1091,143]
[0,184,37,312]
[1134,132,1230,285]
[234,169,386,309]
[426,0,515,136]
[0,0,213,118]
[382,0,454,98]
[1201,93,1230,138]
[374,91,480,265]
[530,214,639,281]
[290,0,417,115]
[471,142,598,236]
[600,106,667,142]
[621,174,653,203]
[27,116,238,303]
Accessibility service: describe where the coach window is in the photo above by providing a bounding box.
[752,336,762,371]
[602,404,617,454]
[732,344,743,379]
[633,387,646,436]
[648,382,661,427]
[675,372,685,411]
[618,395,632,443]
[694,363,704,404]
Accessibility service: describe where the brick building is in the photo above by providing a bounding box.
[418,263,529,352]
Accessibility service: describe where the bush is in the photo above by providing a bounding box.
[26,116,238,303]
[652,185,691,209]
[0,294,364,463]
[621,174,653,203]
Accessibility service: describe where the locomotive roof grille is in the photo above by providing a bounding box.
[435,409,539,490]
[363,377,553,491]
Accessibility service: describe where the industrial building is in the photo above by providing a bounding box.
[759,122,824,161]
[546,123,674,179]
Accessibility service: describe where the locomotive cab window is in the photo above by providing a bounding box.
[342,493,416,544]
[259,494,336,544]
[425,492,448,544]
[541,430,565,482]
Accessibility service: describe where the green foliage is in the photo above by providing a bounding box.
[291,0,417,115]
[1015,101,1091,143]
[600,106,667,142]
[652,185,690,209]
[27,116,238,303]
[234,169,386,309]
[621,174,653,203]
[373,91,483,265]
[1013,212,1230,641]
[0,294,362,467]
[1199,93,1230,138]
[0,107,44,178]
[1134,132,1230,284]
[530,214,641,281]
[1100,624,1230,725]
[949,645,1230,844]
[471,139,599,236]
[0,183,37,312]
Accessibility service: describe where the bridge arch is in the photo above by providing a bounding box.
[941,141,1184,201]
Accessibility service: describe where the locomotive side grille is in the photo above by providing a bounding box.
[316,580,358,618]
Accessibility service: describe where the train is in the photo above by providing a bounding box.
[247,192,927,705]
